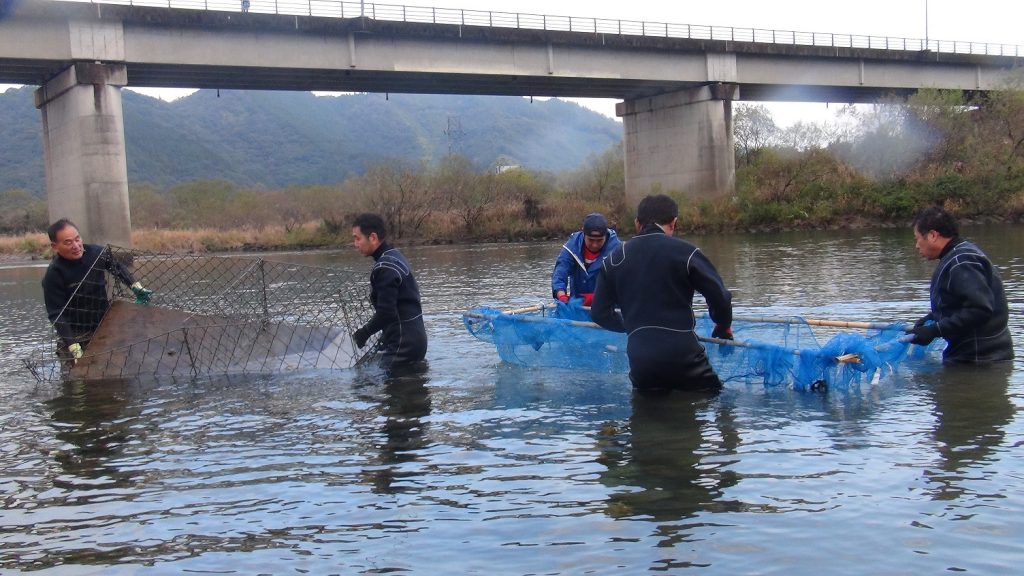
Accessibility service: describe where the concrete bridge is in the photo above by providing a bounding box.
[1,0,1021,245]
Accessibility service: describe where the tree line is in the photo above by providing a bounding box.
[727,85,1024,231]
[2,83,1021,255]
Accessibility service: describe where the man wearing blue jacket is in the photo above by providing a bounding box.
[591,195,733,395]
[908,206,1013,364]
[551,213,621,306]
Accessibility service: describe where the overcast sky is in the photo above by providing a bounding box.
[5,0,1021,125]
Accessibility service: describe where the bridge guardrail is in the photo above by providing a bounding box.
[69,0,1021,57]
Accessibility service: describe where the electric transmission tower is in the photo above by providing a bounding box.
[444,114,464,156]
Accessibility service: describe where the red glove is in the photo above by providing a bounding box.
[557,293,570,303]
[581,293,594,306]
[711,325,733,340]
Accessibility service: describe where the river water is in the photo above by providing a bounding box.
[1,225,1022,574]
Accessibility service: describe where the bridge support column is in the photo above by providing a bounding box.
[618,83,738,208]
[34,62,132,247]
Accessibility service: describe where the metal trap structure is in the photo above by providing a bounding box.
[25,246,378,383]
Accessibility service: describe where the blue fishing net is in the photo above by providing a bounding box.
[464,302,629,374]
[464,301,937,390]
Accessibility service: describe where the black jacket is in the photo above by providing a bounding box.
[924,238,1013,363]
[41,244,134,345]
[356,243,428,367]
[592,226,732,334]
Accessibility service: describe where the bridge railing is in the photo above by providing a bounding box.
[72,0,1022,57]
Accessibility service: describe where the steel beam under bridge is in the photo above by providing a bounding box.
[2,1,1022,241]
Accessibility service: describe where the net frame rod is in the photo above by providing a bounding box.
[464,311,874,365]
[562,303,909,332]
[694,311,911,332]
[505,304,547,315]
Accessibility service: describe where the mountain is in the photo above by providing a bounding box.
[0,86,45,192]
[0,86,622,193]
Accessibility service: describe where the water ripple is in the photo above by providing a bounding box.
[2,229,1022,573]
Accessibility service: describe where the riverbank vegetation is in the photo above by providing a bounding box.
[2,85,1021,259]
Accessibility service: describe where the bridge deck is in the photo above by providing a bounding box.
[2,1,1021,104]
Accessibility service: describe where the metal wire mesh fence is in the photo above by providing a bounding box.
[25,246,378,382]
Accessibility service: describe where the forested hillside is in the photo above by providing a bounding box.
[0,87,622,193]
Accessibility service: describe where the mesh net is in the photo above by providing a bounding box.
[25,246,378,382]
[463,301,939,390]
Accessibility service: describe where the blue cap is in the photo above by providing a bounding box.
[582,213,609,236]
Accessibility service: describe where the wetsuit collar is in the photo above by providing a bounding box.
[372,242,392,261]
[938,236,963,259]
[638,223,667,236]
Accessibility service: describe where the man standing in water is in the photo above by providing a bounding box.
[42,218,152,362]
[591,194,733,395]
[351,213,428,370]
[908,206,1013,363]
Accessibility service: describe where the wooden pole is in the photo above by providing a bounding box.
[503,303,547,315]
[580,307,909,331]
[693,312,910,332]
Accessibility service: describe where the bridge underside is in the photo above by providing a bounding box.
[6,58,923,105]
[122,64,923,104]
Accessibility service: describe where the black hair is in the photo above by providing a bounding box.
[913,206,959,238]
[352,213,388,241]
[47,218,77,242]
[636,194,678,228]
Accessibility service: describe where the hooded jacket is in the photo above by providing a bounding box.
[551,228,622,298]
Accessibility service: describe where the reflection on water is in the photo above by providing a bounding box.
[598,391,741,530]
[356,363,433,494]
[1,225,1021,573]
[926,362,1015,501]
[46,378,137,489]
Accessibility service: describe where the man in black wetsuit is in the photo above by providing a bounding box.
[591,194,733,395]
[908,206,1013,364]
[42,218,151,362]
[351,213,428,370]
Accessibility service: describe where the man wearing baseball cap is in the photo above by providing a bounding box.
[551,212,621,306]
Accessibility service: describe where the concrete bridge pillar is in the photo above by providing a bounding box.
[34,62,132,247]
[618,83,739,208]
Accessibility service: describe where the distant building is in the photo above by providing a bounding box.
[495,164,521,174]
[494,156,521,173]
